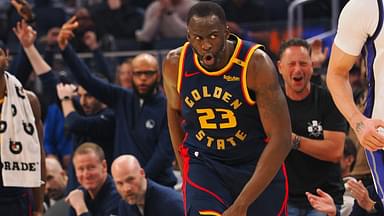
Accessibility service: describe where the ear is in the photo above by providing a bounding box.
[186,30,191,42]
[277,60,283,75]
[60,170,66,178]
[140,168,145,178]
[102,160,107,172]
[225,25,230,39]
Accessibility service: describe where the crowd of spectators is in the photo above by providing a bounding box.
[0,0,371,216]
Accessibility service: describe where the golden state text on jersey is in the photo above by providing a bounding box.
[177,35,268,163]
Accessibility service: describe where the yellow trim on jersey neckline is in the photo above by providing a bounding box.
[193,35,242,76]
[241,44,263,105]
[177,42,190,93]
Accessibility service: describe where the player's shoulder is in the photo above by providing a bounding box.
[250,47,269,62]
[247,46,274,73]
[163,46,185,78]
[165,46,184,63]
[341,0,378,17]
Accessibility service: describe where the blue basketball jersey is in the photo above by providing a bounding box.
[177,35,268,164]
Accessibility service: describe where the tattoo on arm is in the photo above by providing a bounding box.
[356,121,365,133]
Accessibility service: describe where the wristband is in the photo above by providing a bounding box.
[61,96,71,101]
[292,135,301,150]
[367,201,377,213]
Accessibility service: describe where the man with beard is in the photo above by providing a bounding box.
[163,2,291,215]
[57,17,177,188]
[111,154,183,215]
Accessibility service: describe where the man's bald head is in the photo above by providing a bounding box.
[45,157,67,200]
[46,157,64,174]
[112,155,142,175]
[111,155,147,205]
[131,53,159,71]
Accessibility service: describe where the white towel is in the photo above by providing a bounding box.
[1,72,41,187]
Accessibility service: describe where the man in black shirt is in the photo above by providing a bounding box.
[277,38,347,215]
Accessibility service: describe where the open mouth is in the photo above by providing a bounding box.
[202,53,215,66]
[293,76,303,82]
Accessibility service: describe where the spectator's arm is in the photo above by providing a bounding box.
[161,12,187,37]
[58,17,125,107]
[135,3,162,42]
[293,130,345,163]
[61,44,124,108]
[39,72,59,106]
[83,31,114,82]
[8,46,33,85]
[64,110,115,148]
[13,20,51,76]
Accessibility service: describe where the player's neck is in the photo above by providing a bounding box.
[217,40,235,69]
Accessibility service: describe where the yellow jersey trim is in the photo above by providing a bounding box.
[241,44,263,106]
[177,42,190,93]
[193,35,242,76]
[199,210,222,216]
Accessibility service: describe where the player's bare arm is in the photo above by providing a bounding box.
[327,44,384,151]
[27,90,45,216]
[163,47,185,171]
[223,49,292,215]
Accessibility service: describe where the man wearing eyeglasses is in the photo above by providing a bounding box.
[57,17,177,188]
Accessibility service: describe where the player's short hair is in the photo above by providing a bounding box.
[187,1,226,25]
[278,38,311,59]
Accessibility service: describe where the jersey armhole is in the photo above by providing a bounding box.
[241,44,263,105]
[177,42,190,94]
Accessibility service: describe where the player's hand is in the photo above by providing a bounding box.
[13,19,36,48]
[351,115,384,151]
[222,203,247,216]
[58,16,79,50]
[310,39,328,68]
[10,0,34,22]
[306,188,336,216]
